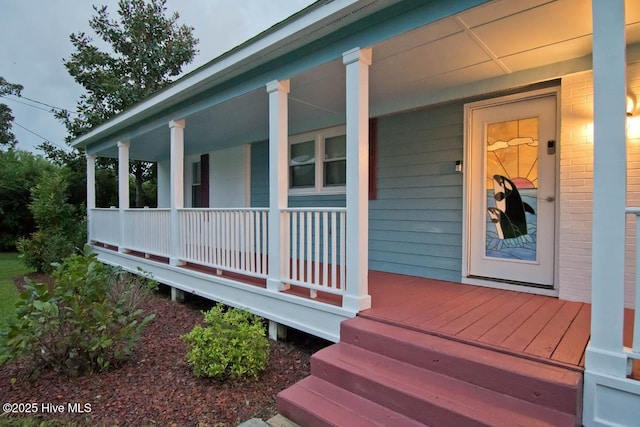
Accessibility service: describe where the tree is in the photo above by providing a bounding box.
[52,0,199,206]
[0,150,54,250]
[0,77,24,150]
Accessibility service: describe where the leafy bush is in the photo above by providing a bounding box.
[183,305,269,380]
[0,149,54,250]
[17,168,86,273]
[0,252,156,376]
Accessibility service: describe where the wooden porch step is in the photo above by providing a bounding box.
[278,317,582,427]
[278,376,427,427]
[341,317,583,416]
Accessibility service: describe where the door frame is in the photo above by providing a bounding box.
[461,87,561,296]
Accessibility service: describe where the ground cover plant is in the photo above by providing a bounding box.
[0,253,155,375]
[0,272,324,426]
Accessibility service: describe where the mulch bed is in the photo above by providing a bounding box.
[1,276,328,426]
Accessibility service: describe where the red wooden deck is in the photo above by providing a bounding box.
[364,270,636,371]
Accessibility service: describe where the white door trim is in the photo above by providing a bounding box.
[461,87,560,296]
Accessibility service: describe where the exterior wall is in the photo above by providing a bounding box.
[560,65,640,307]
[369,102,464,282]
[250,140,347,209]
[210,145,250,208]
[184,154,200,208]
[251,104,465,283]
[250,141,270,208]
[157,159,170,208]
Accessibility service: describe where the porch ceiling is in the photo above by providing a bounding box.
[98,0,640,161]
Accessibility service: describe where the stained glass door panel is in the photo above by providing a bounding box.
[485,117,538,261]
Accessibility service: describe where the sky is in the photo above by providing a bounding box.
[0,0,316,153]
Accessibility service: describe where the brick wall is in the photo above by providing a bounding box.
[559,66,640,307]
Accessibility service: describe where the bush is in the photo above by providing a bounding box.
[17,168,86,273]
[0,252,156,375]
[183,305,269,380]
[0,149,54,250]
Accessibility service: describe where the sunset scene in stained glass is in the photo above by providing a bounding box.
[486,117,539,189]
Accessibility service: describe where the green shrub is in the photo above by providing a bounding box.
[0,252,156,375]
[17,168,86,273]
[183,305,269,380]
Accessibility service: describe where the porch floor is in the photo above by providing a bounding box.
[364,271,636,371]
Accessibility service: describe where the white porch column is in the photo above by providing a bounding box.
[342,47,372,312]
[117,141,130,253]
[266,80,290,291]
[86,153,96,244]
[169,119,185,266]
[586,0,629,377]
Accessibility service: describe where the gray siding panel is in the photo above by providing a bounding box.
[369,102,463,281]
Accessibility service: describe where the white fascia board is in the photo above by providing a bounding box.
[73,0,373,150]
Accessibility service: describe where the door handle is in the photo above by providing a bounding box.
[538,196,555,202]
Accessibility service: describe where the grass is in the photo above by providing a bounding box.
[0,253,31,320]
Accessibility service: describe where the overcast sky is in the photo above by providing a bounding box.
[0,0,316,153]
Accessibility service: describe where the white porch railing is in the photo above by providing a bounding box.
[89,208,120,247]
[282,208,346,297]
[122,208,171,257]
[625,208,640,364]
[178,208,269,278]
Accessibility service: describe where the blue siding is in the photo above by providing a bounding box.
[251,101,464,282]
[369,102,463,281]
[250,141,270,208]
[250,140,346,208]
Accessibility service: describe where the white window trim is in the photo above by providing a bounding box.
[289,124,347,196]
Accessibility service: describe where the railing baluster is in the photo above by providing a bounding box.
[314,211,320,286]
[306,211,312,286]
[292,212,298,281]
[331,211,337,289]
[340,211,346,291]
[634,212,640,354]
[323,212,328,287]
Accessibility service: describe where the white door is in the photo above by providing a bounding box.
[465,91,557,287]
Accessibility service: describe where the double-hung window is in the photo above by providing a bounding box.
[191,160,202,207]
[289,125,346,195]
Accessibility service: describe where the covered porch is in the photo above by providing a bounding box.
[76,1,640,424]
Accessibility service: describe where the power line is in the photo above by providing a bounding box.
[2,94,74,113]
[12,121,70,152]
[1,96,52,113]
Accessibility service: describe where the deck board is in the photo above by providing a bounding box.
[456,291,534,341]
[525,301,584,358]
[477,296,548,346]
[551,303,591,365]
[500,298,565,352]
[416,287,501,329]
[363,271,634,369]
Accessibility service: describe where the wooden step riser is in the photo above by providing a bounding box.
[340,318,582,416]
[310,361,490,426]
[310,344,577,427]
[278,377,428,427]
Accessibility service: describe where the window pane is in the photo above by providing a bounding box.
[325,135,346,160]
[192,184,202,208]
[192,161,201,184]
[290,164,315,187]
[324,160,346,186]
[290,140,315,165]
